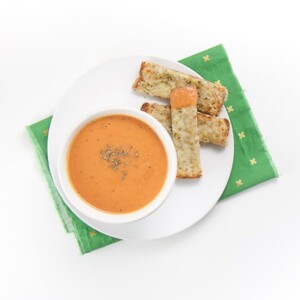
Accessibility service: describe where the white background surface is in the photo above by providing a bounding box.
[0,1,299,299]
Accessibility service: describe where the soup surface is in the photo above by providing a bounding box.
[67,114,168,213]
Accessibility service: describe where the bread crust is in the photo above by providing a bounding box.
[134,62,228,116]
[141,102,230,146]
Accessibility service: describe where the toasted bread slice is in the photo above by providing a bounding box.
[170,86,201,178]
[196,112,230,146]
[141,102,230,147]
[141,103,173,135]
[133,61,228,116]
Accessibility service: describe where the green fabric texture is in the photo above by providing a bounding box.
[26,44,277,254]
[27,117,119,253]
[179,44,278,198]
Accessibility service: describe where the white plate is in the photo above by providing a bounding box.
[48,56,234,240]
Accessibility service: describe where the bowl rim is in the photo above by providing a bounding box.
[57,106,177,224]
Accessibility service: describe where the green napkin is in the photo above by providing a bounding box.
[27,44,278,254]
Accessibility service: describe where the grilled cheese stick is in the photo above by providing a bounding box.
[141,102,230,147]
[133,62,228,116]
[170,87,201,178]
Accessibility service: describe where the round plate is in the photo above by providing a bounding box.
[48,56,234,240]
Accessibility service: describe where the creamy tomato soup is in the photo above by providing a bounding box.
[67,115,168,214]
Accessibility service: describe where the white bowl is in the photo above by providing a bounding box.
[57,106,177,224]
